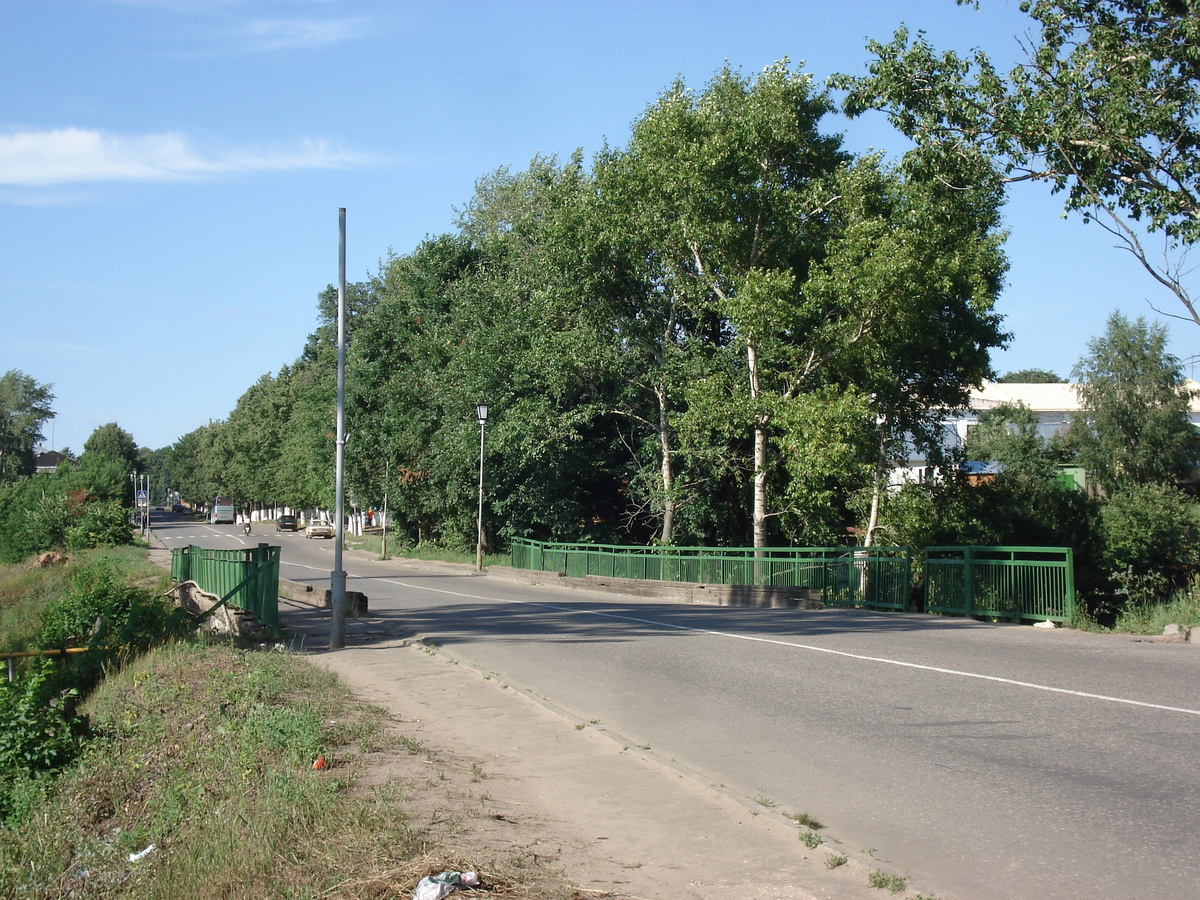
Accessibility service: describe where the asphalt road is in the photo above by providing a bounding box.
[154,513,1200,900]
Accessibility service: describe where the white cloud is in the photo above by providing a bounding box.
[0,128,373,186]
[241,17,368,52]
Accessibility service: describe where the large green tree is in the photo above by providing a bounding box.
[1069,311,1198,490]
[839,0,1200,328]
[0,370,55,483]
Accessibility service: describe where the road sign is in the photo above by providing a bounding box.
[136,489,148,508]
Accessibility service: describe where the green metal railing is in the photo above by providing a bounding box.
[511,539,911,609]
[924,546,1075,623]
[171,543,281,632]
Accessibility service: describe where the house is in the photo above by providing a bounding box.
[895,380,1200,485]
[34,448,73,474]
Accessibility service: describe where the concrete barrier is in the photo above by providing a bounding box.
[486,566,821,608]
[278,579,368,617]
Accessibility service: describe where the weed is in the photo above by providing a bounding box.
[575,723,586,730]
[868,870,908,893]
[589,718,600,724]
[825,853,847,869]
[788,811,822,829]
[470,762,486,781]
[754,791,777,808]
[801,830,822,848]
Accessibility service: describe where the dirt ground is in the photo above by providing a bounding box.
[277,595,910,900]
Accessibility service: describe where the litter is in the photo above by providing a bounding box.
[128,844,157,863]
[412,870,480,900]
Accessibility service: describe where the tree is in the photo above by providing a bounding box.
[839,1,1200,329]
[80,424,139,472]
[0,370,55,483]
[1070,311,1198,490]
[997,369,1066,383]
[965,401,1060,478]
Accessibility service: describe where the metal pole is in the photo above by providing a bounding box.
[330,208,348,649]
[476,415,486,571]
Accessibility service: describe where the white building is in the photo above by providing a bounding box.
[896,380,1200,484]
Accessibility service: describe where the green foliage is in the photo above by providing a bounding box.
[1113,580,1200,633]
[966,402,1059,479]
[0,661,81,775]
[1100,482,1200,586]
[39,559,187,657]
[1071,312,1198,492]
[0,467,134,564]
[81,422,140,474]
[839,2,1200,328]
[163,62,1007,552]
[997,368,1066,383]
[0,643,453,898]
[876,473,1102,580]
[0,370,55,484]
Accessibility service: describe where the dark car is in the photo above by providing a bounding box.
[276,514,298,532]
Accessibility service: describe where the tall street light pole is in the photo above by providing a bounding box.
[330,208,349,650]
[475,402,488,571]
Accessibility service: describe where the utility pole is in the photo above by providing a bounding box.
[329,208,349,650]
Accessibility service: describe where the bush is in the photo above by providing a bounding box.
[1101,482,1200,588]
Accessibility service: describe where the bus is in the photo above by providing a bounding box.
[211,496,236,525]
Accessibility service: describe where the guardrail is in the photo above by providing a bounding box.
[511,539,911,610]
[925,546,1075,623]
[171,543,280,632]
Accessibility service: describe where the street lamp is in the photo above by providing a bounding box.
[475,402,488,571]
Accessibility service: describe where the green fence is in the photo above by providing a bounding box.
[924,546,1075,623]
[171,543,281,632]
[511,539,911,610]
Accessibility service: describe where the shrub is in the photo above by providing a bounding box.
[1101,483,1200,588]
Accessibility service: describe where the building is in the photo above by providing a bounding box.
[895,380,1200,485]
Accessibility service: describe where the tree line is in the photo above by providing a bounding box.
[165,62,1010,553]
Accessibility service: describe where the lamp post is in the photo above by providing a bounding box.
[475,402,488,571]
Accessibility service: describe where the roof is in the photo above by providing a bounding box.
[969,380,1200,414]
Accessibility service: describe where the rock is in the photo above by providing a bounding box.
[1162,623,1188,639]
[35,551,69,567]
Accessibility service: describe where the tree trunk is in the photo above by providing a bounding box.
[863,426,889,549]
[656,384,676,545]
[748,337,767,551]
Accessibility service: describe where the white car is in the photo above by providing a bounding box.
[304,520,334,539]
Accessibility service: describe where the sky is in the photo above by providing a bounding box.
[2,0,1194,454]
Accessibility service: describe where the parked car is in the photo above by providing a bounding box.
[305,520,334,539]
[276,514,298,532]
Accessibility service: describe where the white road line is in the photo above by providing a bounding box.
[374,577,1200,718]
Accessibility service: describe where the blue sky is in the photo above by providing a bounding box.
[2,0,1192,454]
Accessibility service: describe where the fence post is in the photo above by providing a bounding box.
[963,546,974,617]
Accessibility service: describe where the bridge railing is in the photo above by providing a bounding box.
[171,543,280,632]
[511,539,911,610]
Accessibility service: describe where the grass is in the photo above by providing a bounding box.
[868,870,908,893]
[786,810,822,829]
[0,546,582,900]
[824,852,847,869]
[1070,580,1200,635]
[1,547,171,652]
[1113,588,1200,634]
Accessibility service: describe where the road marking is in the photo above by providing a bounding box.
[372,578,1200,719]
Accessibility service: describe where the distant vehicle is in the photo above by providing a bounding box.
[211,496,236,525]
[305,520,334,539]
[172,504,186,514]
[276,514,298,532]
